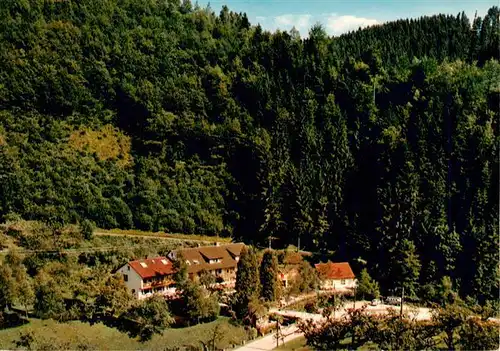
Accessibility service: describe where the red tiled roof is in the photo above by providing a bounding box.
[315,262,355,280]
[129,256,175,279]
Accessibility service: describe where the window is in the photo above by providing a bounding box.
[127,266,130,271]
[123,274,128,282]
[132,289,136,294]
[216,269,222,275]
[161,259,168,265]
[341,279,346,285]
[140,262,148,268]
[193,260,199,264]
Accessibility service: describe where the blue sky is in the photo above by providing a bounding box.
[200,0,497,37]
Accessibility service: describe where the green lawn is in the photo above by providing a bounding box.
[0,317,249,350]
[276,336,310,351]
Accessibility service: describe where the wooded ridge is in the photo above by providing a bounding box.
[0,0,498,303]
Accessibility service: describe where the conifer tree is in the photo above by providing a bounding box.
[234,246,260,318]
[356,268,380,300]
[173,253,189,291]
[260,250,280,302]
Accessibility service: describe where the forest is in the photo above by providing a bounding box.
[0,0,498,303]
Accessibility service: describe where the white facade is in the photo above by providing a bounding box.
[117,263,176,300]
[321,278,357,291]
[117,263,143,298]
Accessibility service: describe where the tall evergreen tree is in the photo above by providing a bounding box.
[260,250,279,302]
[234,246,260,318]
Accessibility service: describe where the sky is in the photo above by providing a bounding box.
[200,0,498,37]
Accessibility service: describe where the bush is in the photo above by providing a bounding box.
[304,301,318,313]
[79,219,95,240]
[299,316,351,350]
[458,318,500,350]
[181,282,220,325]
[34,278,66,320]
[121,294,174,341]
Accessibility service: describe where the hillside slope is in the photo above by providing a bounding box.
[0,1,498,301]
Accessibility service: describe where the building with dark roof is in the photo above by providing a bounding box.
[168,242,245,287]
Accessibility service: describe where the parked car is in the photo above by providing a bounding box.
[385,296,402,305]
[371,299,381,306]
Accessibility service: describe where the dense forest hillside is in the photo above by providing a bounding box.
[0,0,498,302]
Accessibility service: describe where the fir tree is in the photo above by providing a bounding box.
[173,253,189,291]
[356,268,380,300]
[234,246,260,318]
[260,250,279,302]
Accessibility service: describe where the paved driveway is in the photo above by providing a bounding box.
[236,324,301,351]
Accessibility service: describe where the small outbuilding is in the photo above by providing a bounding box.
[315,261,357,291]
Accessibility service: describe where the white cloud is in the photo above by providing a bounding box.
[324,14,379,36]
[254,13,380,38]
[274,14,313,32]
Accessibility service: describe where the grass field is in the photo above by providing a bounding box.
[98,228,233,243]
[276,336,310,351]
[0,317,249,350]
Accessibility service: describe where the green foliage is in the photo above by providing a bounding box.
[234,246,260,319]
[432,302,472,350]
[124,295,174,341]
[393,239,421,298]
[15,329,75,351]
[3,317,249,351]
[92,274,133,322]
[181,282,219,325]
[299,316,350,350]
[356,268,380,300]
[79,220,95,241]
[370,309,438,351]
[260,250,279,302]
[0,265,14,311]
[198,269,216,289]
[173,254,189,291]
[439,276,459,306]
[301,305,498,351]
[458,318,500,350]
[34,275,66,320]
[0,0,497,304]
[291,260,319,294]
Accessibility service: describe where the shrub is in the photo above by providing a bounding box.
[121,294,174,341]
[79,219,95,240]
[304,301,318,313]
[458,318,500,350]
